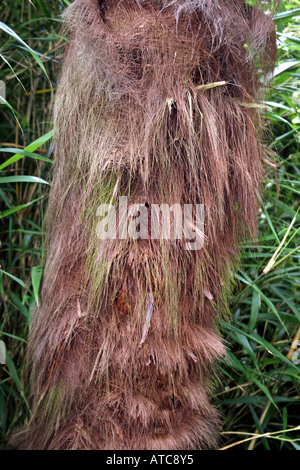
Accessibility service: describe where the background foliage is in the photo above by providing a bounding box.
[0,0,299,450]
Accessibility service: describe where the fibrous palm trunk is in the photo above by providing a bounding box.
[11,0,277,450]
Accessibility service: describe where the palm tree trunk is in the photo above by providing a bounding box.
[10,0,277,450]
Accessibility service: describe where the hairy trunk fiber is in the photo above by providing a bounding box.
[10,0,277,450]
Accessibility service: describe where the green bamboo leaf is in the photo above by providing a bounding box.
[0,96,22,129]
[246,370,278,410]
[0,270,28,290]
[280,184,300,196]
[274,7,300,20]
[249,405,271,450]
[0,175,49,185]
[0,196,43,218]
[5,353,30,409]
[236,272,287,332]
[266,111,295,128]
[226,350,247,373]
[8,291,29,319]
[222,396,293,405]
[22,130,54,152]
[0,130,54,172]
[250,290,260,331]
[0,53,26,90]
[31,266,43,308]
[0,149,52,171]
[269,286,300,322]
[273,61,300,77]
[234,331,257,366]
[263,101,294,112]
[0,332,26,343]
[223,322,300,374]
[277,32,300,45]
[0,21,48,78]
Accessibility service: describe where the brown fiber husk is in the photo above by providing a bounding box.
[9,0,277,450]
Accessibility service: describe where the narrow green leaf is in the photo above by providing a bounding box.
[0,270,28,290]
[0,197,43,218]
[0,149,52,171]
[250,290,260,331]
[5,353,30,409]
[274,7,300,20]
[0,176,49,185]
[0,21,49,78]
[31,266,43,308]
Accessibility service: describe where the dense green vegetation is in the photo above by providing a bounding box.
[0,0,299,450]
